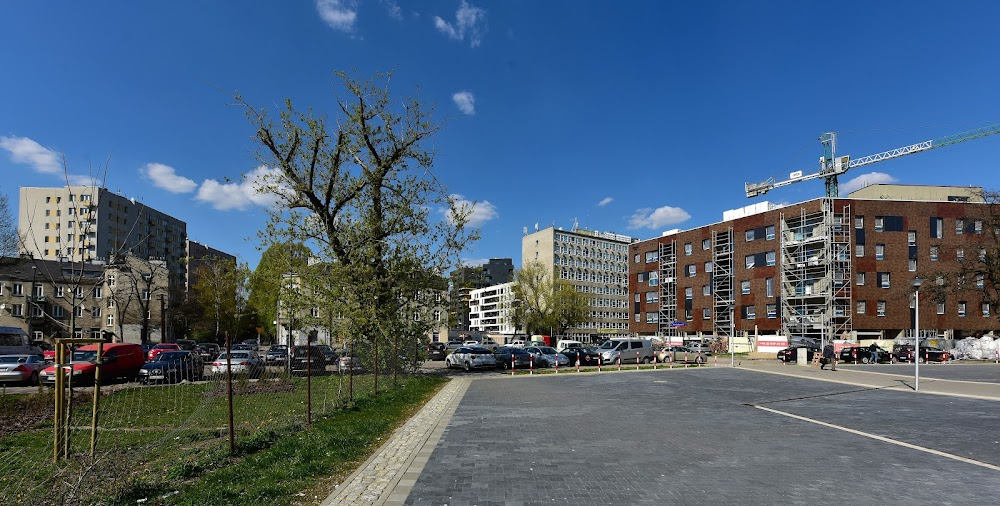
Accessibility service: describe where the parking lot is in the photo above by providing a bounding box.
[401,364,1000,505]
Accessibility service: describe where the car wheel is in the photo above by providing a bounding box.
[464,361,471,372]
[642,357,651,364]
[861,357,870,364]
[695,356,705,365]
[27,371,39,386]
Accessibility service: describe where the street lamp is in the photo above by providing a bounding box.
[912,276,924,391]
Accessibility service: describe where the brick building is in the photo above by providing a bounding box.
[629,185,1000,343]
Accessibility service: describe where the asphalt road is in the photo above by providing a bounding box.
[404,367,1000,505]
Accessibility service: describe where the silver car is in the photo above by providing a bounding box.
[446,347,497,371]
[657,346,706,364]
[523,346,570,368]
[210,351,265,378]
[0,354,47,385]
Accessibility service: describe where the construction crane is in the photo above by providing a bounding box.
[745,123,1000,198]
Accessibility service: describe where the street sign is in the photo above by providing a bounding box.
[670,322,685,327]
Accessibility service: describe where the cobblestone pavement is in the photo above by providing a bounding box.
[321,378,469,506]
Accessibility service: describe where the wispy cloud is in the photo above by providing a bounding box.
[68,175,99,186]
[142,163,197,194]
[434,0,487,47]
[449,194,498,227]
[839,171,898,196]
[0,135,61,174]
[452,91,475,115]
[316,0,358,32]
[628,205,691,230]
[381,0,402,20]
[461,258,489,267]
[598,197,613,207]
[195,166,284,211]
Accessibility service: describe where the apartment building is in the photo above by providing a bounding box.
[629,185,999,343]
[449,258,514,331]
[18,186,187,292]
[468,282,518,335]
[186,240,237,292]
[522,226,636,340]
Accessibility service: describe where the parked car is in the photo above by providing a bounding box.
[523,346,570,368]
[895,345,952,363]
[559,346,601,366]
[684,342,713,356]
[595,338,655,364]
[777,345,818,363]
[446,346,498,371]
[658,346,707,364]
[241,338,261,349]
[211,351,265,378]
[839,345,897,364]
[232,343,256,351]
[494,347,533,369]
[148,343,180,361]
[195,343,221,361]
[40,343,146,386]
[265,345,289,366]
[0,354,48,385]
[0,326,42,356]
[338,354,363,372]
[138,351,205,384]
[427,342,447,361]
[175,339,198,351]
[288,346,327,376]
[313,344,339,362]
[555,340,584,352]
[445,341,464,351]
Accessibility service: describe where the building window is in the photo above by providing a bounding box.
[433,310,441,321]
[931,217,943,239]
[956,248,964,260]
[877,301,886,317]
[638,272,645,282]
[684,308,693,321]
[766,277,774,297]
[937,303,945,315]
[857,272,865,286]
[142,290,150,300]
[647,291,659,303]
[645,251,658,263]
[745,255,755,269]
[745,306,756,319]
[107,314,114,327]
[930,246,939,261]
[686,265,696,277]
[12,283,23,296]
[856,244,865,257]
[936,275,944,286]
[983,303,991,318]
[634,254,640,263]
[684,243,692,255]
[908,231,916,246]
[908,259,916,272]
[635,313,640,322]
[741,280,751,294]
[875,217,884,232]
[875,244,885,260]
[646,312,658,324]
[975,220,983,234]
[91,307,101,318]
[73,306,82,318]
[702,239,710,250]
[649,271,659,286]
[634,293,640,302]
[857,301,867,314]
[765,225,775,240]
[93,286,102,298]
[746,230,755,242]
[703,308,711,320]
[765,251,775,266]
[766,304,777,318]
[958,302,967,317]
[977,274,985,289]
[702,284,711,296]
[879,272,890,289]
[704,261,712,273]
[684,287,692,300]
[855,216,864,229]
[955,219,964,235]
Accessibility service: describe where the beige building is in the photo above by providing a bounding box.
[522,226,636,340]
[847,183,983,202]
[18,186,188,292]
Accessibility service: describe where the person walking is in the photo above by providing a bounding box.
[868,343,879,364]
[821,343,836,371]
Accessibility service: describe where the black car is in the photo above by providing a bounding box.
[195,343,221,361]
[777,345,818,363]
[313,344,339,362]
[288,346,327,375]
[427,342,447,361]
[175,339,198,351]
[839,345,897,364]
[494,347,532,370]
[265,345,289,366]
[559,346,601,366]
[138,351,204,384]
[895,345,952,363]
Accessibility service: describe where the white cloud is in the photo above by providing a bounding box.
[195,166,284,211]
[452,91,475,115]
[67,174,98,186]
[382,0,402,20]
[142,162,197,194]
[461,258,489,267]
[628,205,691,230]
[598,197,613,207]
[839,171,899,196]
[0,136,61,174]
[449,194,498,227]
[434,0,487,47]
[316,0,358,32]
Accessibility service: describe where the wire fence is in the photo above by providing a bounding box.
[1,338,422,505]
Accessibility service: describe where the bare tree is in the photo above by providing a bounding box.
[0,191,18,257]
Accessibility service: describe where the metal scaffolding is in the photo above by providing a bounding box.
[658,240,677,337]
[713,228,734,338]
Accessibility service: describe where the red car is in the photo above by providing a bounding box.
[148,343,180,361]
[39,343,146,385]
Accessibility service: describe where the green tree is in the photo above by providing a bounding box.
[513,261,592,337]
[190,259,251,341]
[238,70,476,392]
[247,243,312,341]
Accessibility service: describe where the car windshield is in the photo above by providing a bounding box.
[269,346,287,352]
[0,355,29,363]
[72,350,99,362]
[154,352,187,362]
[468,348,491,354]
[597,341,620,350]
[537,347,557,354]
[154,345,176,349]
[218,352,250,360]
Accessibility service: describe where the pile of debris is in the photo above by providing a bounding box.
[952,335,999,360]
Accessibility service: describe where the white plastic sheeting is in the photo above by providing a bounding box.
[952,336,1000,360]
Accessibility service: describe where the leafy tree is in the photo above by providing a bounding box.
[247,242,312,341]
[238,70,476,392]
[190,259,251,341]
[513,261,591,336]
[0,191,18,257]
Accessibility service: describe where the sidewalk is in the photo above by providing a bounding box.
[741,363,1000,401]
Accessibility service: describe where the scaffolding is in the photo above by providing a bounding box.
[658,240,677,337]
[713,228,734,338]
[780,199,852,344]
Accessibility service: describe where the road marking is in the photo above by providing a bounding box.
[834,367,1000,386]
[753,404,1000,472]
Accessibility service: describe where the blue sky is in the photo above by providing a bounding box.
[4,1,1000,270]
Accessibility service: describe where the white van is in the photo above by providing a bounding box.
[596,338,654,364]
[0,327,42,356]
[556,340,584,352]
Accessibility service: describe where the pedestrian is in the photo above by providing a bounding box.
[821,343,836,371]
[868,342,879,364]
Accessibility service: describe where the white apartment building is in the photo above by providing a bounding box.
[468,282,519,335]
[18,186,188,291]
[522,226,636,340]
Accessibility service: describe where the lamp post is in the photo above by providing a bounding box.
[912,276,924,391]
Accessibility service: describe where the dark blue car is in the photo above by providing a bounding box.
[494,347,533,370]
[138,351,204,384]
